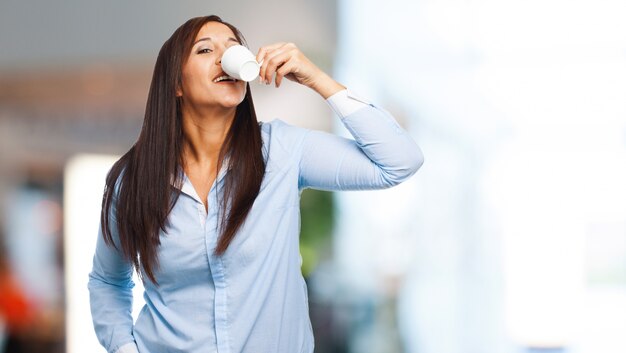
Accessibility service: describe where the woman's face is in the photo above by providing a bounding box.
[177,21,247,111]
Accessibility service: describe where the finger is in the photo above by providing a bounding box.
[258,43,298,83]
[256,43,287,82]
[263,49,293,85]
[275,71,283,88]
[275,61,296,88]
[256,42,286,62]
[260,47,290,84]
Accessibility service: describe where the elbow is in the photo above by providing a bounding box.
[88,270,135,291]
[412,148,425,173]
[382,148,424,187]
[408,147,425,174]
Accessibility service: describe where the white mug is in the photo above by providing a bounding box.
[221,45,262,82]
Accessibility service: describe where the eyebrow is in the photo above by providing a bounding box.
[193,37,239,46]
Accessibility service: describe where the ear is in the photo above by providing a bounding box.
[176,86,183,97]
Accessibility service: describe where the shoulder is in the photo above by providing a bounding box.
[258,119,311,171]
[259,119,310,154]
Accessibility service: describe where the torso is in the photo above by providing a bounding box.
[132,119,315,353]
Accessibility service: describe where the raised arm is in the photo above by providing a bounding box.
[256,42,423,191]
[298,90,423,191]
[88,191,139,353]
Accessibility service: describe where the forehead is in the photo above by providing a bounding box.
[194,21,237,42]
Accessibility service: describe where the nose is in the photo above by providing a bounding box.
[216,47,225,65]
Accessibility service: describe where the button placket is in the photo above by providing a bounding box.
[205,171,231,353]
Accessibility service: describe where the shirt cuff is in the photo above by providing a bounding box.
[326,89,372,118]
[115,342,139,353]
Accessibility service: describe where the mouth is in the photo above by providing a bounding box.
[213,72,238,83]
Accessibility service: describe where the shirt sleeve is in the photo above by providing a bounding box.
[326,89,371,117]
[298,90,424,191]
[88,187,138,353]
[116,342,140,353]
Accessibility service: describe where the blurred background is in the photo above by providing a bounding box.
[1,0,626,352]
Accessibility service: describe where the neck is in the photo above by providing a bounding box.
[181,103,236,166]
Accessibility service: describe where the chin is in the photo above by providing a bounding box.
[222,96,246,108]
[221,87,246,107]
[225,93,247,107]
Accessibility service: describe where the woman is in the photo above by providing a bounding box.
[88,15,423,353]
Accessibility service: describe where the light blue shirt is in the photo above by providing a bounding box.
[88,90,424,353]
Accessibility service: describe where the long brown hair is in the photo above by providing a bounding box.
[100,15,265,284]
